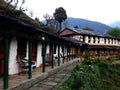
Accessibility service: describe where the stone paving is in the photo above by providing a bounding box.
[25,61,80,90]
[3,59,80,90]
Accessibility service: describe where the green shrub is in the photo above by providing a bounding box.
[58,60,120,90]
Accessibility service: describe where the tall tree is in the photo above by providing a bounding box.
[106,27,120,39]
[43,13,52,26]
[43,13,60,30]
[53,7,67,30]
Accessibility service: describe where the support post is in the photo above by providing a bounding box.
[72,46,74,60]
[28,35,32,79]
[51,43,54,69]
[69,46,71,61]
[42,36,46,72]
[67,46,68,62]
[4,31,9,89]
[58,44,60,66]
[62,45,64,63]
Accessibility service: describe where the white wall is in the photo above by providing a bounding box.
[46,44,50,54]
[24,42,28,59]
[36,42,42,67]
[9,37,18,75]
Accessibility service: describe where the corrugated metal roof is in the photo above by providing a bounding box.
[65,27,99,36]
[65,27,118,39]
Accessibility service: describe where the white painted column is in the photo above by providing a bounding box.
[99,38,102,44]
[115,40,117,45]
[9,37,18,74]
[46,44,50,54]
[106,39,108,44]
[36,42,42,67]
[113,39,115,45]
[85,36,89,43]
[90,37,93,44]
[109,39,112,45]
[55,45,58,56]
[95,37,98,44]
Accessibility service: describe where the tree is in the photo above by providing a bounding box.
[19,0,25,10]
[106,27,120,39]
[53,7,67,30]
[43,13,52,26]
[5,0,25,10]
[43,13,59,30]
[63,21,68,28]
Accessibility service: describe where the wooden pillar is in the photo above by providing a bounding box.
[4,31,9,89]
[71,46,73,60]
[69,46,71,61]
[51,43,54,69]
[28,35,32,79]
[62,45,64,63]
[42,36,46,72]
[72,46,74,60]
[58,44,60,66]
[67,46,69,62]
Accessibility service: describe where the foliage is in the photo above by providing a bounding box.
[0,0,57,34]
[54,7,67,30]
[0,0,13,11]
[106,27,120,39]
[58,59,120,90]
[4,0,25,10]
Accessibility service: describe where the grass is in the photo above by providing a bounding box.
[58,60,120,90]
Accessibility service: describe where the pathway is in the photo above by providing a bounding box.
[25,61,81,90]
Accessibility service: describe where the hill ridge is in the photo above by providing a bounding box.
[64,17,111,34]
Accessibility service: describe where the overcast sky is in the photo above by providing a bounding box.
[22,0,120,25]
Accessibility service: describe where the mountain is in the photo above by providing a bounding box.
[42,17,111,34]
[64,17,111,34]
[109,21,120,27]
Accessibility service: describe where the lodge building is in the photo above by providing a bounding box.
[60,27,120,60]
[0,13,87,89]
[0,13,120,89]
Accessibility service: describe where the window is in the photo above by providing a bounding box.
[17,38,27,58]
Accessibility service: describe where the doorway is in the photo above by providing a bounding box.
[0,38,4,77]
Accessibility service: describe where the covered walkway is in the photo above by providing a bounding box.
[0,13,87,89]
[26,59,81,90]
[0,58,80,90]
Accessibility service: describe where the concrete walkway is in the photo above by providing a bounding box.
[24,60,120,90]
[8,59,81,90]
[24,60,81,90]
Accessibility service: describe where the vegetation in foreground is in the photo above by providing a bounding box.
[58,59,120,90]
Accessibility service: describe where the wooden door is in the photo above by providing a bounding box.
[0,39,4,77]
